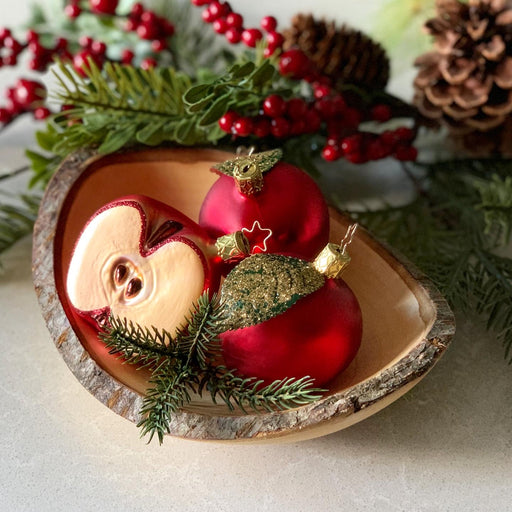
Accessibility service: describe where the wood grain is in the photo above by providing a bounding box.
[32,147,455,443]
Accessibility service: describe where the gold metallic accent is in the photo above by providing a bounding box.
[241,220,273,253]
[216,231,251,261]
[313,224,358,279]
[212,148,283,197]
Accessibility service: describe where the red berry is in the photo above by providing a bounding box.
[89,0,118,15]
[0,28,12,42]
[202,7,216,23]
[260,16,277,32]
[34,107,51,120]
[233,117,253,137]
[131,2,144,18]
[290,118,307,135]
[218,111,239,132]
[345,152,368,164]
[279,49,311,79]
[191,0,210,5]
[140,57,157,70]
[286,97,308,121]
[137,21,160,40]
[343,107,362,130]
[213,18,229,34]
[162,20,175,37]
[91,41,107,55]
[73,50,101,76]
[226,12,243,28]
[266,31,284,49]
[55,38,69,51]
[209,1,231,18]
[253,116,271,138]
[315,98,334,120]
[270,117,290,138]
[322,144,342,162]
[3,55,17,66]
[225,28,242,44]
[304,109,321,132]
[341,134,363,155]
[141,11,157,24]
[121,49,135,65]
[79,36,94,48]
[14,79,46,109]
[394,126,415,143]
[26,30,39,43]
[65,4,82,18]
[313,83,331,99]
[394,145,418,161]
[331,95,346,115]
[379,130,398,149]
[241,28,262,48]
[125,19,137,32]
[0,108,12,124]
[4,37,22,53]
[367,138,391,160]
[151,39,166,52]
[371,104,392,123]
[262,94,286,118]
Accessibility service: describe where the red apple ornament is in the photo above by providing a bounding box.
[66,195,220,335]
[219,227,362,387]
[199,149,330,261]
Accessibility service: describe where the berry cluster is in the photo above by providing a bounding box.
[125,2,175,51]
[218,84,417,163]
[192,1,417,163]
[219,94,321,139]
[0,79,49,126]
[65,0,119,18]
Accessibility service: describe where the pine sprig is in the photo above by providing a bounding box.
[100,291,324,443]
[0,193,41,267]
[348,159,512,363]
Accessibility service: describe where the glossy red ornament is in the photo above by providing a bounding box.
[199,158,330,261]
[220,272,362,387]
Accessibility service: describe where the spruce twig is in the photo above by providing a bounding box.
[100,291,325,444]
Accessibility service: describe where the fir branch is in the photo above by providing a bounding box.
[99,291,324,444]
[347,159,512,363]
[0,193,41,267]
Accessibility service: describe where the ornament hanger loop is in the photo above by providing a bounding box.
[241,220,273,254]
[236,145,257,157]
[340,223,358,255]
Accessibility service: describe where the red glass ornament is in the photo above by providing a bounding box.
[199,161,330,261]
[221,278,362,387]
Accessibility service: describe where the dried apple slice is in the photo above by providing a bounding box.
[66,195,219,334]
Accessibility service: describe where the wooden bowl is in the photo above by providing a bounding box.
[32,147,455,443]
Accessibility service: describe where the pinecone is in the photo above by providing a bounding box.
[282,13,390,91]
[414,0,512,155]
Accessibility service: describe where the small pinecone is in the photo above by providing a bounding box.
[282,13,390,91]
[414,0,512,155]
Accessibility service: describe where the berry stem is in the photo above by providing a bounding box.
[0,164,30,183]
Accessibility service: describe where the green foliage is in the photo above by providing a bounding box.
[0,193,41,267]
[348,159,512,363]
[101,291,325,444]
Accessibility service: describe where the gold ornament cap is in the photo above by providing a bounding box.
[216,231,251,261]
[233,158,264,196]
[313,224,358,279]
[212,148,282,197]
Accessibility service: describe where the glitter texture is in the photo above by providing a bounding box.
[220,253,325,330]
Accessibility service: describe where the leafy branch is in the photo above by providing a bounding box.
[347,159,512,363]
[101,291,325,444]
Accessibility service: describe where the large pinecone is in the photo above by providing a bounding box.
[414,0,512,155]
[283,13,390,91]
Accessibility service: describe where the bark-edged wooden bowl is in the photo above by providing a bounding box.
[32,147,455,443]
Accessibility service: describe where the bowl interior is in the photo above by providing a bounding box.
[54,148,437,413]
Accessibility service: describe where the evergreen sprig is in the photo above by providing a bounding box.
[0,193,41,268]
[100,291,325,444]
[347,159,512,363]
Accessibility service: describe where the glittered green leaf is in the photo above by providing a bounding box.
[220,254,325,331]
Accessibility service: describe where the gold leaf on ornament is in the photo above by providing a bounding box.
[220,254,325,331]
[212,149,283,178]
